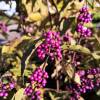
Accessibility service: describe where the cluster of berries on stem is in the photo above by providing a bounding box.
[0,74,16,98]
[76,6,92,37]
[37,31,62,61]
[24,67,48,100]
[68,68,100,100]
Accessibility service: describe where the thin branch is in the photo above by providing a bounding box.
[44,88,70,94]
[71,38,82,65]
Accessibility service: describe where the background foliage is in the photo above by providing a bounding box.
[0,0,100,100]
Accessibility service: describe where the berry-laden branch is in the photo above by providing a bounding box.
[0,72,16,99]
[36,30,62,92]
[37,31,62,61]
[72,6,92,66]
[24,67,49,100]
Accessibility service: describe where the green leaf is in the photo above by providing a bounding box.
[12,88,26,100]
[86,0,94,9]
[93,12,100,21]
[84,23,93,28]
[94,34,100,45]
[57,1,64,12]
[74,73,81,85]
[69,45,91,54]
[10,67,21,76]
[3,79,8,84]
[1,35,31,54]
[65,64,74,79]
[96,89,100,96]
[92,53,100,60]
[49,92,57,100]
[64,77,68,83]
[62,45,91,54]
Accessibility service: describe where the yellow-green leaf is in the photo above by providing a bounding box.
[69,45,91,54]
[92,53,100,60]
[49,92,57,100]
[66,64,74,79]
[13,88,26,100]
[26,12,43,22]
[57,1,64,12]
[74,73,81,85]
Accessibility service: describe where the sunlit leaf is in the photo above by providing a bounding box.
[47,0,56,14]
[49,92,57,100]
[69,45,91,54]
[74,73,81,85]
[2,35,31,54]
[92,53,100,60]
[51,63,62,78]
[13,88,26,100]
[94,34,100,45]
[78,96,84,100]
[22,0,48,22]
[10,66,21,76]
[86,0,94,8]
[26,12,43,21]
[65,64,74,79]
[57,1,64,12]
[96,89,100,96]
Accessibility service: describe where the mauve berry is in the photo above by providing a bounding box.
[36,90,41,95]
[9,83,15,89]
[0,92,3,97]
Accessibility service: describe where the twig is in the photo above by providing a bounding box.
[45,88,70,94]
[55,60,60,92]
[46,0,53,28]
[42,56,49,70]
[71,38,82,65]
[56,77,59,92]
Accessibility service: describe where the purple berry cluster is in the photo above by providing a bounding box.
[0,77,15,98]
[30,67,49,87]
[76,23,92,37]
[78,6,92,23]
[67,68,100,100]
[24,67,49,100]
[76,6,92,37]
[24,85,41,100]
[37,31,62,60]
[0,21,8,33]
